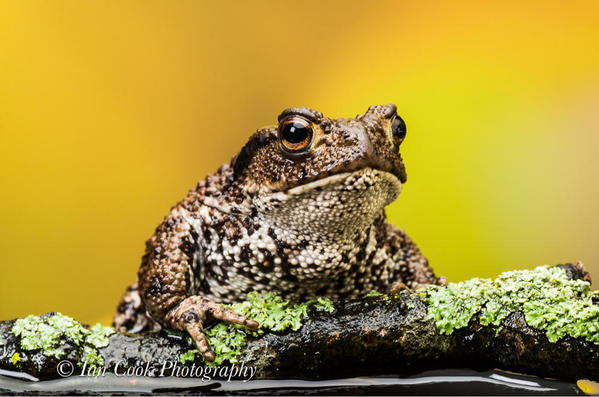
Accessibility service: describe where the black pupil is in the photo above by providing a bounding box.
[391,116,407,141]
[283,121,309,144]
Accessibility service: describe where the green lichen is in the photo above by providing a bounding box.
[425,265,599,344]
[179,349,200,365]
[203,323,247,366]
[232,292,309,333]
[181,292,335,366]
[11,313,114,365]
[13,314,73,358]
[311,297,335,313]
[10,352,20,366]
[85,324,114,349]
[81,346,104,367]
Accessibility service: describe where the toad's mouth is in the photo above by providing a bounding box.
[283,167,402,197]
[303,156,407,188]
[264,155,406,196]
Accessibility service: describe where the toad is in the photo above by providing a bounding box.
[113,104,445,361]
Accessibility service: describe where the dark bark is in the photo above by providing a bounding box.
[1,263,597,382]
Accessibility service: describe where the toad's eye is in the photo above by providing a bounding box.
[391,115,407,145]
[279,116,313,152]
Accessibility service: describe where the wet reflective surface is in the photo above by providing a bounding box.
[0,368,588,395]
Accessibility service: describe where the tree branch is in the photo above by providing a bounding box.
[1,263,597,382]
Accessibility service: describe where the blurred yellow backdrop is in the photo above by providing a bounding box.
[1,0,598,325]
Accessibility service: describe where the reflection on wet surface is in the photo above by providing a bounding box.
[0,368,589,395]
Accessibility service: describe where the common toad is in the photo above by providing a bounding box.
[113,104,445,361]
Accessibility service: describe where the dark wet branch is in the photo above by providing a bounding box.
[1,263,597,381]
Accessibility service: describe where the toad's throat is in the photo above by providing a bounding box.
[254,168,402,238]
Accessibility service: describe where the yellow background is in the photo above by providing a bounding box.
[1,1,598,325]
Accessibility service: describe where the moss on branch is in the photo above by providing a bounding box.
[1,262,598,381]
[425,264,599,343]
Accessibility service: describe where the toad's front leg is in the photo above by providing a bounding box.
[138,210,258,362]
[167,296,258,361]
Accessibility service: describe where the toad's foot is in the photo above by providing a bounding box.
[168,296,259,362]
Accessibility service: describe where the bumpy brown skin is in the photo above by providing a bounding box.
[114,104,445,362]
